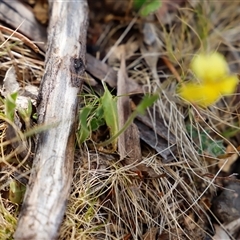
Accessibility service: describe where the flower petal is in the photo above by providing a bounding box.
[191,52,229,83]
[218,75,239,95]
[178,82,221,108]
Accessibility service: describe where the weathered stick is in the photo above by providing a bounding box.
[14,1,88,239]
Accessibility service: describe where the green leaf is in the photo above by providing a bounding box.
[32,113,38,120]
[9,179,26,204]
[18,100,33,128]
[134,0,161,16]
[100,82,118,148]
[141,0,161,16]
[90,118,105,132]
[222,124,240,138]
[89,105,105,131]
[136,93,159,115]
[99,92,159,147]
[78,106,92,144]
[133,0,147,9]
[186,124,225,157]
[207,140,225,157]
[5,92,18,121]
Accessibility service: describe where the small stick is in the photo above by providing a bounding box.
[0,25,39,53]
[162,56,182,83]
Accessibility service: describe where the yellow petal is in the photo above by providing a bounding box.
[191,52,229,83]
[218,75,239,95]
[178,83,221,108]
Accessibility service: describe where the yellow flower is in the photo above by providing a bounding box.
[190,52,229,83]
[178,52,238,107]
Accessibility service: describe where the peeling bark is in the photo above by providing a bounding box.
[14,1,88,239]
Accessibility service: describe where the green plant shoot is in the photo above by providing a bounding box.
[99,93,159,147]
[18,100,33,129]
[89,105,105,131]
[9,179,26,205]
[136,93,159,115]
[5,92,18,121]
[100,82,118,149]
[186,124,225,157]
[78,106,92,144]
[78,97,106,144]
[78,83,159,148]
[134,0,161,16]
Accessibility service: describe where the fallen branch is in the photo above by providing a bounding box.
[14,1,88,239]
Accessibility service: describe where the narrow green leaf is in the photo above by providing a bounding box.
[18,100,33,128]
[5,92,18,121]
[99,92,159,147]
[90,118,105,132]
[95,105,104,119]
[32,113,38,120]
[27,100,32,117]
[140,0,161,16]
[90,106,105,131]
[100,82,118,148]
[136,93,159,115]
[133,0,147,9]
[9,179,26,204]
[134,0,161,16]
[78,106,92,144]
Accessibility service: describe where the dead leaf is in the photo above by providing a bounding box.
[33,0,48,24]
[1,66,19,97]
[213,218,240,240]
[218,153,238,173]
[104,0,132,15]
[142,22,160,46]
[155,0,186,25]
[108,41,139,65]
[140,39,159,80]
[117,50,142,163]
[1,66,38,109]
[5,114,30,160]
[1,66,35,159]
[212,182,240,224]
[117,50,158,176]
[225,218,240,238]
[212,224,230,240]
[184,212,196,231]
[86,54,143,94]
[143,227,158,240]
[134,119,175,162]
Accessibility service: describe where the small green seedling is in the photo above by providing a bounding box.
[99,93,159,147]
[186,124,225,157]
[100,82,118,149]
[4,92,18,122]
[78,104,105,144]
[134,0,161,16]
[9,179,26,205]
[78,83,159,149]
[18,100,33,129]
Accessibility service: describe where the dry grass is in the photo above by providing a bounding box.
[1,1,240,239]
[59,1,240,239]
[0,31,44,239]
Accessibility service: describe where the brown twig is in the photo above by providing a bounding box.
[162,56,182,83]
[0,25,40,53]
